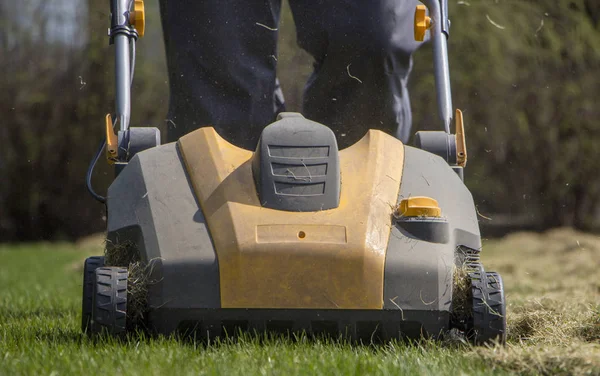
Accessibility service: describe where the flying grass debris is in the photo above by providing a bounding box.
[166,119,176,128]
[535,19,544,35]
[346,64,363,84]
[255,22,278,31]
[485,14,506,30]
[475,205,493,221]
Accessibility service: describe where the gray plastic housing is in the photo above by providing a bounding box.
[414,131,457,165]
[117,127,161,161]
[383,146,481,312]
[252,113,340,212]
[103,124,483,336]
[106,143,221,313]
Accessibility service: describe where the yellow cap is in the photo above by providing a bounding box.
[397,196,442,218]
[129,0,145,37]
[414,5,432,42]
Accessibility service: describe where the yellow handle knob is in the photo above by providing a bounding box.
[414,5,432,42]
[129,0,145,37]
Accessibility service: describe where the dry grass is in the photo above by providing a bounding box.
[126,260,151,327]
[473,227,600,375]
[105,239,138,267]
[72,228,600,374]
[104,239,152,328]
[451,262,473,324]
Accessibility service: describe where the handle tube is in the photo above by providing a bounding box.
[111,0,133,132]
[114,35,131,131]
[422,0,453,133]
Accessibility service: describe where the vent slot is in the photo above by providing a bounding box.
[271,163,327,178]
[268,145,330,158]
[266,320,294,334]
[356,321,383,342]
[311,321,339,337]
[275,182,325,196]
[221,320,249,336]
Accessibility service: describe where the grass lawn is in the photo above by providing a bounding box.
[0,229,598,375]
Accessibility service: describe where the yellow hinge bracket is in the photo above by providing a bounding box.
[455,109,467,167]
[105,114,118,164]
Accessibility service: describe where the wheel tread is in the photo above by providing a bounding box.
[81,256,105,333]
[469,267,507,345]
[90,266,128,335]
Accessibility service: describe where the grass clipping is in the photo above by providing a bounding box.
[451,262,473,325]
[469,228,600,375]
[474,300,600,375]
[105,240,155,329]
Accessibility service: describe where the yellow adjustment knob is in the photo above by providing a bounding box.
[397,196,442,218]
[129,0,145,37]
[414,5,432,42]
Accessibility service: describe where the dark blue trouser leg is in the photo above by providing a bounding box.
[159,0,283,148]
[159,0,423,148]
[289,0,424,147]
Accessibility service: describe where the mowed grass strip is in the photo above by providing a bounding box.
[1,228,599,375]
[478,228,600,375]
[0,243,502,375]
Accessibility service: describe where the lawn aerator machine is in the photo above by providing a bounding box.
[82,0,506,345]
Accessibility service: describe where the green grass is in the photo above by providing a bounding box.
[1,229,599,375]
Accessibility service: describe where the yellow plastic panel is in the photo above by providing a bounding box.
[256,224,347,244]
[179,128,404,309]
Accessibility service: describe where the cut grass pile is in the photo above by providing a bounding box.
[0,228,598,375]
[476,228,600,375]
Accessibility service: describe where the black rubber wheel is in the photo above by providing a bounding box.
[81,256,105,334]
[470,268,507,345]
[90,267,128,336]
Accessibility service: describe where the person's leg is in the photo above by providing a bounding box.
[289,0,424,148]
[159,0,284,148]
